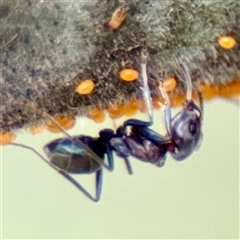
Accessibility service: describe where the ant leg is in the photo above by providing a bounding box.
[8,143,99,202]
[105,147,114,171]
[60,170,97,202]
[95,169,103,202]
[140,50,153,124]
[105,146,133,175]
[122,50,153,131]
[175,64,203,118]
[99,129,117,171]
[107,133,133,175]
[122,81,173,140]
[196,89,204,117]
[123,157,133,175]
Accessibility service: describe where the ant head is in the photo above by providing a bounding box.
[170,100,202,160]
[169,64,203,160]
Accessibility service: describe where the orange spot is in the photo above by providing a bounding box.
[86,108,102,118]
[108,104,124,119]
[217,36,236,49]
[75,79,95,95]
[218,80,240,98]
[169,92,185,107]
[86,108,106,123]
[108,7,127,30]
[46,116,76,133]
[0,132,16,145]
[163,77,177,92]
[152,96,162,109]
[92,112,106,123]
[28,125,45,135]
[119,69,139,81]
[123,99,138,116]
[128,98,138,109]
[200,83,219,100]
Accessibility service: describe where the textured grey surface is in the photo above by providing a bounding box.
[1,0,240,131]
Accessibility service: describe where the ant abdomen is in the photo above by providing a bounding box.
[44,136,105,174]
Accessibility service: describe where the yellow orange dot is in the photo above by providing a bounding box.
[218,80,240,98]
[86,108,106,123]
[46,116,76,133]
[200,83,219,100]
[86,107,103,118]
[162,77,177,92]
[119,69,139,81]
[28,125,45,135]
[108,104,124,119]
[123,99,138,117]
[168,92,185,108]
[0,132,16,145]
[217,36,236,49]
[75,79,95,95]
[92,112,106,123]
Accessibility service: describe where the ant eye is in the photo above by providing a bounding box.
[189,120,198,135]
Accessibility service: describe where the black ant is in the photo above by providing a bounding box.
[9,52,203,202]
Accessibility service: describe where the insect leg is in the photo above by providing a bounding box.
[140,48,153,124]
[123,157,133,175]
[122,50,154,131]
[175,64,203,118]
[105,145,114,171]
[8,143,99,202]
[95,169,103,202]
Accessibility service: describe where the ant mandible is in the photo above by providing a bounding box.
[10,50,203,202]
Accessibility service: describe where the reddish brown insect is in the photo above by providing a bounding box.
[107,7,127,30]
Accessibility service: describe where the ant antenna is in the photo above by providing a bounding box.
[158,82,172,137]
[197,89,204,113]
[175,63,193,102]
[8,142,98,202]
[140,48,153,123]
[176,64,203,120]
